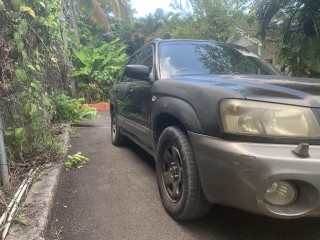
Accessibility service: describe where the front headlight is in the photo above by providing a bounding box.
[220,99,320,137]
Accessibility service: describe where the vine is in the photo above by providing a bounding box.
[0,0,71,182]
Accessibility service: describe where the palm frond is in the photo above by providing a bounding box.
[256,0,292,42]
[107,0,132,22]
[76,0,133,32]
[77,0,112,31]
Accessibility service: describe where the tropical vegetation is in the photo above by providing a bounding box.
[0,0,319,199]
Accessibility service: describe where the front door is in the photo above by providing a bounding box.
[112,53,139,129]
[126,45,154,148]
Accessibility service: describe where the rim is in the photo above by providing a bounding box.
[162,145,183,203]
[112,117,117,141]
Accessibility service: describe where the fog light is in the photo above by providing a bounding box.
[265,181,297,206]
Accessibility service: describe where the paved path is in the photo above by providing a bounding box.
[45,112,320,240]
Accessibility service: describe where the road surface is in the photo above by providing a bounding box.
[45,112,320,240]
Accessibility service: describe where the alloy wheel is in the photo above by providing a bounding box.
[162,145,183,203]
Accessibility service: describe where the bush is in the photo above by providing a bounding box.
[52,92,98,124]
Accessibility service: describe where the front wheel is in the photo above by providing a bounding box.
[156,126,211,220]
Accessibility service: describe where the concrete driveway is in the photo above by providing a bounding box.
[45,112,320,240]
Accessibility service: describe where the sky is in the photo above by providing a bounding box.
[130,0,175,17]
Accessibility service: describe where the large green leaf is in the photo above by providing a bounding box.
[5,127,27,145]
[14,128,26,145]
[74,47,93,67]
[30,81,44,93]
[23,103,38,118]
[14,69,27,83]
[102,55,112,65]
[70,67,92,77]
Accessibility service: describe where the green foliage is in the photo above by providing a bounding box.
[74,0,133,34]
[172,0,249,41]
[0,0,4,11]
[302,38,320,76]
[277,36,320,77]
[71,39,128,102]
[75,10,112,47]
[4,127,27,146]
[255,0,320,77]
[64,153,90,168]
[51,93,98,124]
[0,0,71,168]
[129,0,253,51]
[17,214,27,225]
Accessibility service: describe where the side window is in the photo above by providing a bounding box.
[135,46,154,80]
[121,54,139,83]
[128,53,139,65]
[120,45,153,82]
[138,46,153,70]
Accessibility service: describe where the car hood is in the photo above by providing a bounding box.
[172,74,320,108]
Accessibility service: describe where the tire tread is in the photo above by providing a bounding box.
[156,126,211,220]
[111,115,126,146]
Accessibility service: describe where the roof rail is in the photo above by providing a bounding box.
[146,38,163,43]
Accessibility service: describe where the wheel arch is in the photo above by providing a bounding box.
[152,97,204,150]
[110,103,115,115]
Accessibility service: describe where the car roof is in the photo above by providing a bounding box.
[150,38,238,48]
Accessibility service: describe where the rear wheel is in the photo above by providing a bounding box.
[156,126,211,220]
[111,115,126,146]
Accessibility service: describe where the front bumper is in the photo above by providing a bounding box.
[189,132,320,219]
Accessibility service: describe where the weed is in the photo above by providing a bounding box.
[17,214,27,226]
[51,93,98,124]
[64,153,89,168]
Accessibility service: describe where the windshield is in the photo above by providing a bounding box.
[159,41,282,79]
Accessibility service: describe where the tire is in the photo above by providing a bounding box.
[111,114,126,146]
[156,126,212,220]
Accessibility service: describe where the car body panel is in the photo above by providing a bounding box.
[151,76,320,139]
[126,80,153,147]
[189,132,320,218]
[163,74,320,107]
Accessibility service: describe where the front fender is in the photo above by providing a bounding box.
[151,96,204,134]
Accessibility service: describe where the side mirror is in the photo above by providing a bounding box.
[124,65,151,81]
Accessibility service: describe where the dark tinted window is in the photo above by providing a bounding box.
[159,41,281,78]
[122,46,153,82]
[138,46,153,71]
[136,46,153,81]
[121,54,139,83]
